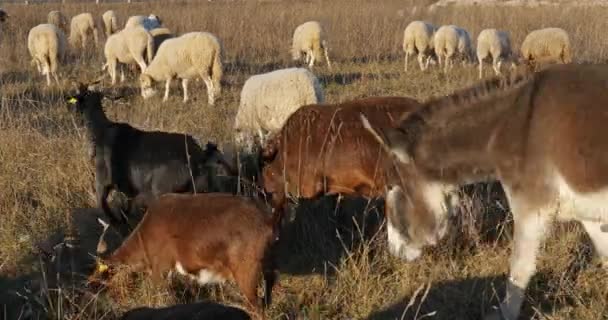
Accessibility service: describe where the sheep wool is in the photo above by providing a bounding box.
[520,27,572,66]
[140,32,223,105]
[234,67,324,152]
[69,13,99,49]
[403,20,436,71]
[48,10,67,31]
[476,28,514,78]
[291,21,331,68]
[28,24,67,86]
[124,14,161,31]
[102,10,119,37]
[434,25,474,72]
[103,26,154,85]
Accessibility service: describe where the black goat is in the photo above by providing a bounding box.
[67,83,235,227]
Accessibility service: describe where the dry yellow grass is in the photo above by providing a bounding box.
[1,1,607,319]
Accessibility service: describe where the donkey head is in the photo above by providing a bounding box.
[361,113,460,261]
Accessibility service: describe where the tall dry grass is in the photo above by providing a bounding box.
[1,1,607,319]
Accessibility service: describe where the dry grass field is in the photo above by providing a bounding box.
[1,1,608,319]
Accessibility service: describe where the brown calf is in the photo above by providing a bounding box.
[260,96,421,224]
[363,64,608,320]
[93,193,278,316]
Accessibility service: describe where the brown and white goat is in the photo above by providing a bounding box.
[362,64,608,320]
[92,193,279,316]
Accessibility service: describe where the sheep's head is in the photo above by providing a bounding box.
[139,74,156,99]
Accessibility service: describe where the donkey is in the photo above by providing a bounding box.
[362,64,608,320]
[67,83,235,228]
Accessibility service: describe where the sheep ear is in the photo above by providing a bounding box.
[360,114,412,164]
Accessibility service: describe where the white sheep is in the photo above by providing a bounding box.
[520,27,572,66]
[139,32,223,105]
[291,21,331,69]
[47,10,67,31]
[103,27,154,85]
[434,25,474,72]
[102,10,119,37]
[476,28,515,79]
[69,13,99,49]
[28,24,67,86]
[234,67,324,152]
[124,14,161,31]
[403,21,436,71]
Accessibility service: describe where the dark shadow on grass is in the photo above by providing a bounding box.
[119,302,251,320]
[276,195,384,276]
[364,270,577,320]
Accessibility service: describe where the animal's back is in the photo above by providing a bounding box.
[154,32,219,77]
[108,123,205,194]
[136,193,273,264]
[28,24,60,57]
[268,97,421,197]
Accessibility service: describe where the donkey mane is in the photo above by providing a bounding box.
[413,69,537,123]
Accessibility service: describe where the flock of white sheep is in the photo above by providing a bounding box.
[14,8,330,110]
[2,7,573,154]
[403,20,572,78]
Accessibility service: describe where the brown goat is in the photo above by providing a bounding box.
[92,193,279,317]
[260,96,421,224]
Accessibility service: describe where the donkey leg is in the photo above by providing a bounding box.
[581,220,608,268]
[486,195,552,320]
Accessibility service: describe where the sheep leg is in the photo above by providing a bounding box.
[323,47,331,69]
[181,78,189,103]
[202,76,215,106]
[163,78,171,102]
[46,71,51,87]
[478,57,484,79]
[494,58,503,76]
[108,60,117,85]
[52,72,60,86]
[135,58,147,73]
[404,52,409,71]
[120,66,125,83]
[309,54,316,68]
[417,53,425,71]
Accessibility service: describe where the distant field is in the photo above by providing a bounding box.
[1,1,607,319]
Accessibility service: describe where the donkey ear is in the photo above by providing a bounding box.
[360,114,412,164]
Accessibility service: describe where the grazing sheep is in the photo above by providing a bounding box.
[28,24,67,86]
[291,21,331,69]
[124,14,161,31]
[69,13,99,49]
[102,10,119,37]
[103,27,154,85]
[92,193,279,316]
[66,83,234,227]
[403,21,436,71]
[476,29,515,78]
[234,68,324,153]
[520,27,572,67]
[140,32,223,104]
[434,25,474,72]
[47,10,67,31]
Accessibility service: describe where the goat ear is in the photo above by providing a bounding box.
[360,114,412,164]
